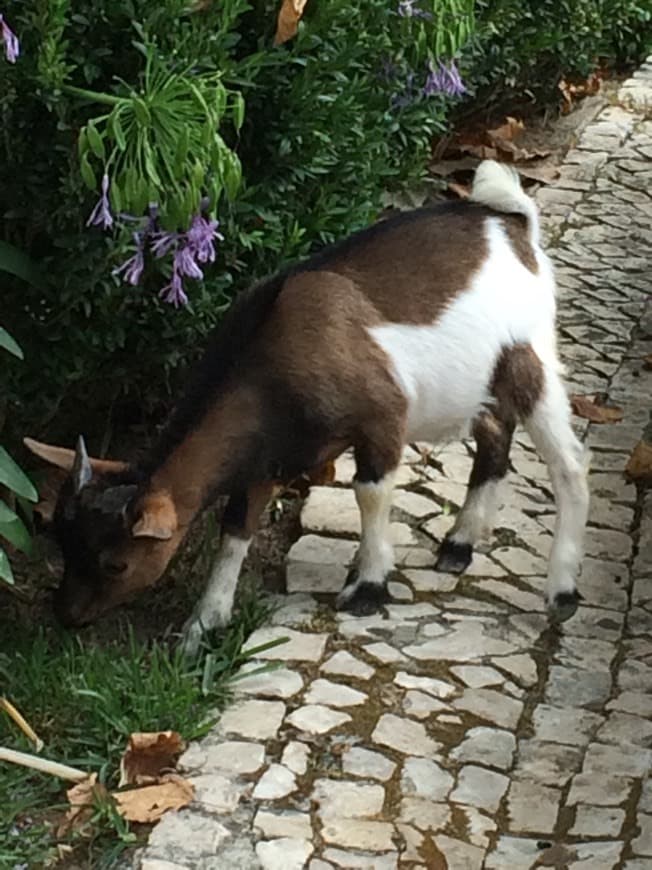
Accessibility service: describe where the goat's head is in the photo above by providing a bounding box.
[25,436,182,627]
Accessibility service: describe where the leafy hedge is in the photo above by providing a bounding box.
[1,0,650,443]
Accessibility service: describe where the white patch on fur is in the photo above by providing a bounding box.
[337,473,395,606]
[369,217,555,443]
[181,534,250,655]
[524,370,589,603]
[450,480,501,545]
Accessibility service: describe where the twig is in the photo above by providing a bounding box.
[0,697,44,751]
[0,747,87,782]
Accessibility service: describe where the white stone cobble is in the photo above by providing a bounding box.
[135,61,652,870]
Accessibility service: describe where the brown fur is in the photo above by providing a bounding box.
[501,215,539,274]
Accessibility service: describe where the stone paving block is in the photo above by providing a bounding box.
[507,779,560,833]
[570,805,625,837]
[244,626,328,662]
[451,727,516,770]
[286,535,357,593]
[342,747,396,782]
[218,699,286,741]
[372,713,441,757]
[321,650,375,680]
[451,764,509,812]
[256,838,313,870]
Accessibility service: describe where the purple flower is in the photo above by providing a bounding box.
[159,263,188,307]
[1,13,19,63]
[174,244,204,280]
[186,214,223,264]
[113,232,145,285]
[150,230,179,258]
[423,60,467,98]
[86,173,114,230]
[398,0,432,19]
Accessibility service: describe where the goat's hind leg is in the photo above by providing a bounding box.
[337,439,402,616]
[436,409,515,574]
[524,366,589,622]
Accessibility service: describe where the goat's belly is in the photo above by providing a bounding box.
[368,233,555,444]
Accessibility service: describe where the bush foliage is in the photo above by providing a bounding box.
[0,0,649,441]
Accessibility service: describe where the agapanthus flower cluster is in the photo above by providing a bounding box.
[423,60,467,98]
[1,12,20,63]
[88,177,223,307]
[397,0,432,20]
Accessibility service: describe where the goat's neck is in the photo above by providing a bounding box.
[149,386,259,527]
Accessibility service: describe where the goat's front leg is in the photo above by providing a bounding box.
[337,440,401,615]
[181,482,276,655]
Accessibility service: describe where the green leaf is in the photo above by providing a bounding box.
[110,111,127,152]
[0,326,23,359]
[86,121,106,161]
[80,153,96,190]
[0,447,38,502]
[0,242,45,289]
[223,152,242,200]
[0,500,17,524]
[133,97,151,127]
[0,547,14,585]
[232,92,245,132]
[0,512,33,555]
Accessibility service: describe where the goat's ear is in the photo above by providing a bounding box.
[131,491,177,541]
[23,437,128,475]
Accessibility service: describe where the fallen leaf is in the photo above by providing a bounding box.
[535,842,578,867]
[487,115,524,144]
[274,0,308,46]
[119,731,185,787]
[643,353,652,371]
[570,394,623,424]
[513,163,560,184]
[113,774,194,823]
[625,440,652,484]
[58,774,109,837]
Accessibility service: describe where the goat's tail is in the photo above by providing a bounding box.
[470,160,540,247]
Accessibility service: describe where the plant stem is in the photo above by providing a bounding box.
[63,85,123,107]
[0,746,87,782]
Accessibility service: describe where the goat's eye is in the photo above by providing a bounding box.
[104,560,127,575]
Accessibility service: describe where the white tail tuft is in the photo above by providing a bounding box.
[470,160,540,246]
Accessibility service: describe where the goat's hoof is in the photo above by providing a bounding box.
[436,539,473,574]
[549,590,583,623]
[337,580,390,616]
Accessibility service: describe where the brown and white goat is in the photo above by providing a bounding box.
[26,161,589,653]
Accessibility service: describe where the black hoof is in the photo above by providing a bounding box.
[337,581,390,616]
[549,590,583,623]
[436,538,473,574]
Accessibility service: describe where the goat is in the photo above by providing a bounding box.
[25,161,589,654]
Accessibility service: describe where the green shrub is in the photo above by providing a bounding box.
[0,0,649,443]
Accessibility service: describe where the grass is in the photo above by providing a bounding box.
[0,589,275,869]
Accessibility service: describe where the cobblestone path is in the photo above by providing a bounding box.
[136,63,652,870]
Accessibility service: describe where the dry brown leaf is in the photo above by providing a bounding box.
[514,163,560,184]
[643,353,652,371]
[119,731,185,787]
[625,440,652,484]
[570,394,624,424]
[274,0,308,46]
[58,773,109,837]
[487,115,524,144]
[113,774,194,823]
[536,843,578,867]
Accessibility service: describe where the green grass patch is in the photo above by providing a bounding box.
[0,591,275,869]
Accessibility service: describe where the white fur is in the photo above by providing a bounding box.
[470,159,540,246]
[523,370,589,603]
[370,217,555,443]
[337,473,396,606]
[181,534,250,655]
[450,480,501,546]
